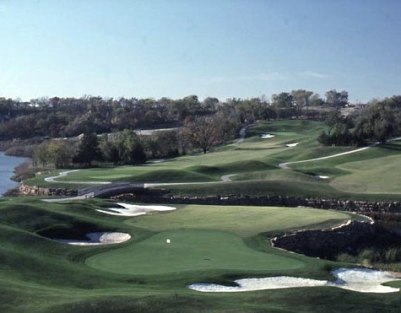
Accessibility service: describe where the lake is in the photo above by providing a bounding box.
[0,152,28,196]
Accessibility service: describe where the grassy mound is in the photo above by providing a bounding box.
[28,120,401,200]
[1,197,381,313]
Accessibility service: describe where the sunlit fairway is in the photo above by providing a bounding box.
[27,121,342,187]
[127,204,352,237]
[27,120,401,201]
[330,154,401,194]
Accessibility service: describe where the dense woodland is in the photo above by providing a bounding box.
[318,96,401,146]
[0,90,344,140]
[0,89,400,169]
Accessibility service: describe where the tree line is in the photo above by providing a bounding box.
[318,96,401,146]
[0,90,348,141]
[33,113,240,169]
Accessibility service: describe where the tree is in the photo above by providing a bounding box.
[73,132,101,166]
[99,134,120,164]
[325,90,348,108]
[182,116,222,153]
[309,93,324,107]
[33,140,73,169]
[271,93,294,118]
[291,89,313,117]
[202,97,219,112]
[353,98,401,143]
[115,130,146,165]
[33,142,50,168]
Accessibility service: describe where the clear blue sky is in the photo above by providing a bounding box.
[0,0,400,102]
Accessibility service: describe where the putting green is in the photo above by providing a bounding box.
[87,205,352,276]
[86,229,305,275]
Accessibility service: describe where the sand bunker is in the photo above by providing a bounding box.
[97,203,176,217]
[332,268,400,293]
[189,268,401,294]
[261,133,275,139]
[147,159,166,164]
[56,232,131,246]
[286,142,299,147]
[190,277,328,292]
[318,175,330,179]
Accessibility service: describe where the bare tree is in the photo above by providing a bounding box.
[182,116,222,153]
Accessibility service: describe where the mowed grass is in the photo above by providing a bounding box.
[86,229,304,276]
[87,205,351,276]
[128,205,352,237]
[330,153,401,194]
[27,119,401,200]
[290,141,401,195]
[27,120,336,187]
[1,197,400,313]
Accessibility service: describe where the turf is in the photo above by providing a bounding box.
[330,154,401,194]
[86,229,305,276]
[7,119,401,311]
[0,197,381,313]
[27,120,401,200]
[128,204,351,237]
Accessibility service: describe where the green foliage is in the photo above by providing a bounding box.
[33,140,74,169]
[115,129,146,164]
[73,132,101,166]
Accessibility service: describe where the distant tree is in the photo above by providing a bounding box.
[33,143,49,168]
[353,98,401,143]
[202,97,219,112]
[325,89,348,108]
[291,89,313,117]
[182,116,222,153]
[99,134,120,164]
[73,132,101,166]
[142,130,180,159]
[271,92,294,118]
[33,140,73,169]
[48,140,74,168]
[115,130,146,165]
[309,93,324,107]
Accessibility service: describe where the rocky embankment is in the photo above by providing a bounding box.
[113,192,401,214]
[271,220,376,259]
[19,183,78,197]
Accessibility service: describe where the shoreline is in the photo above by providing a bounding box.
[0,152,31,197]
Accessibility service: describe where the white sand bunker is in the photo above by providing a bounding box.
[97,203,176,217]
[261,133,275,139]
[56,232,131,246]
[318,175,330,179]
[190,277,328,293]
[286,142,299,147]
[332,268,400,293]
[189,268,401,294]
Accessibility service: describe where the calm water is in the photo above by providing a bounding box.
[0,152,28,196]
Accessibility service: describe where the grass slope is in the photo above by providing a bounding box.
[0,197,386,313]
[27,120,401,200]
